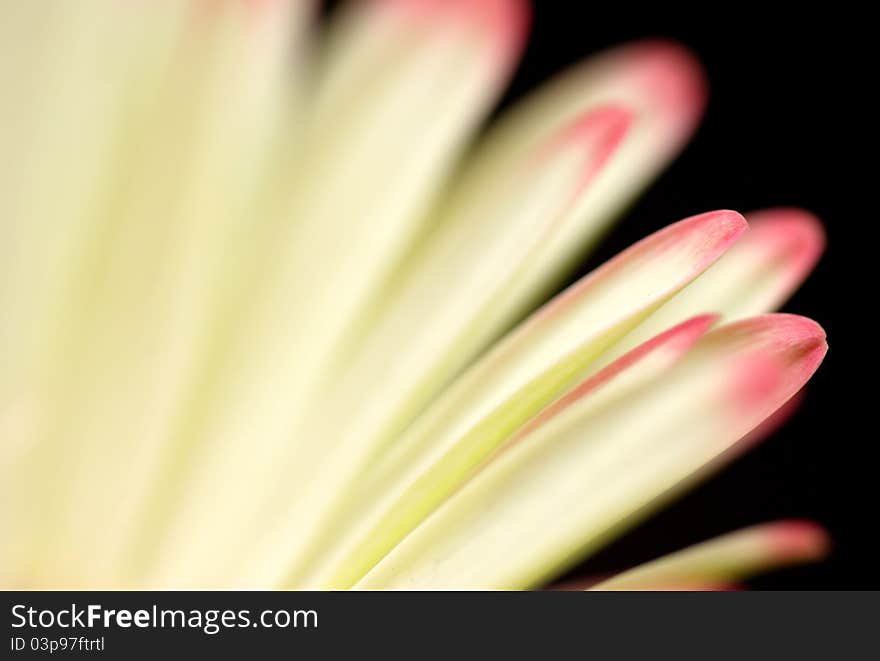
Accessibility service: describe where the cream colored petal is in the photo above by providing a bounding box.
[592,520,830,590]
[599,207,825,367]
[308,314,718,588]
[245,211,744,588]
[253,0,530,399]
[0,0,191,586]
[320,41,709,459]
[0,0,308,586]
[357,314,826,589]
[135,0,529,588]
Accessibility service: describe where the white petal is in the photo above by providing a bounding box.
[248,210,745,587]
[596,207,825,367]
[309,314,718,588]
[592,520,829,590]
[357,314,826,589]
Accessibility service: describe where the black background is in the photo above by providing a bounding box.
[317,2,867,588]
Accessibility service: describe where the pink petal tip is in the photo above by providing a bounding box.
[535,210,746,324]
[724,314,827,419]
[382,0,531,66]
[765,520,832,562]
[519,314,718,439]
[620,39,708,141]
[745,207,826,292]
[537,105,634,190]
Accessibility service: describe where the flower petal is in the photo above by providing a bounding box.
[312,106,636,463]
[303,41,709,465]
[245,210,744,587]
[356,314,826,589]
[598,207,825,365]
[145,104,633,587]
[463,39,707,267]
[4,0,309,586]
[266,0,530,390]
[592,520,830,590]
[136,2,531,587]
[285,42,709,514]
[306,315,718,588]
[0,0,191,586]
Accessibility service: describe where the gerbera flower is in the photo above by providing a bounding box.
[0,0,827,589]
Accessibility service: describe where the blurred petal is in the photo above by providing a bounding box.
[462,39,707,276]
[138,1,531,586]
[271,0,531,389]
[247,210,745,587]
[0,0,187,421]
[0,0,193,585]
[307,314,718,588]
[315,106,636,465]
[592,520,830,590]
[145,103,632,586]
[2,0,308,586]
[327,40,709,434]
[356,314,826,589]
[0,1,829,593]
